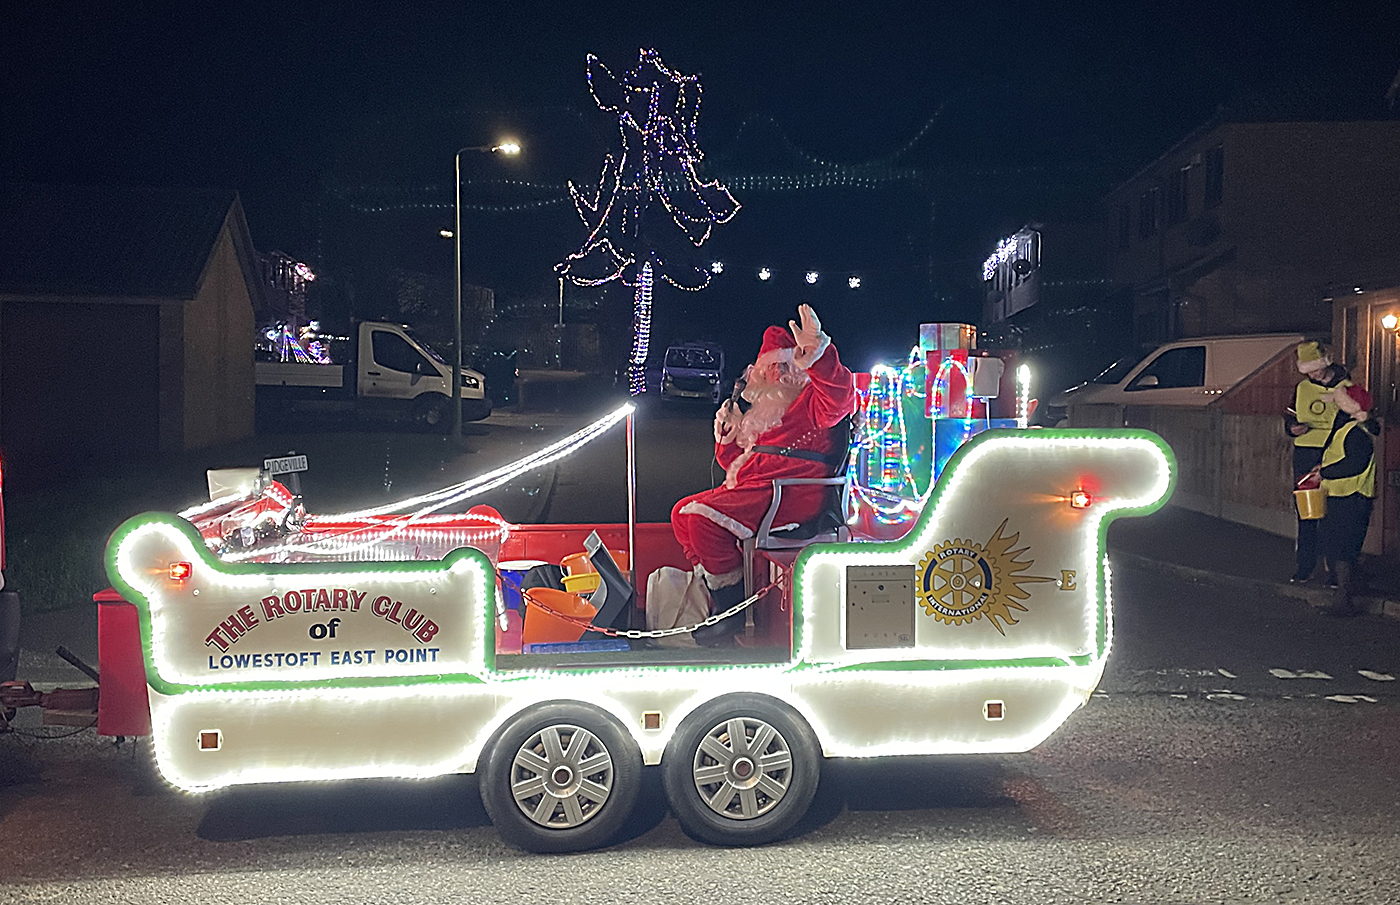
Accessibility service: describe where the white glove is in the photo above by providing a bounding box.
[713,399,740,443]
[789,303,831,370]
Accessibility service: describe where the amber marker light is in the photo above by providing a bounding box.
[1069,490,1092,509]
[169,561,192,581]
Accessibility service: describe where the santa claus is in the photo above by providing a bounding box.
[671,304,856,646]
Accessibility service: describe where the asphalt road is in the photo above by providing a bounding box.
[4,402,1400,903]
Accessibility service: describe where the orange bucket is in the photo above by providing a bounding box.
[522,587,597,645]
[560,548,629,576]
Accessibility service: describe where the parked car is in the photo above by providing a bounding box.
[661,342,726,404]
[1043,333,1304,424]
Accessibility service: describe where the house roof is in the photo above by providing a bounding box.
[0,182,255,300]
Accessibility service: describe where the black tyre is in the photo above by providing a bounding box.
[662,694,821,846]
[480,703,642,853]
[413,394,451,433]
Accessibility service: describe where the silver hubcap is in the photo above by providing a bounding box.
[510,724,614,829]
[692,717,793,820]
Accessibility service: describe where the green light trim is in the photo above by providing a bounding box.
[105,513,500,696]
[794,427,1176,663]
[107,429,1173,696]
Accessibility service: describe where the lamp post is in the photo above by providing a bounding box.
[453,141,520,442]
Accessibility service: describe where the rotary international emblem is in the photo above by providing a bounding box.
[915,519,1053,633]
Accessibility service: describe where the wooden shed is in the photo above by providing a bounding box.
[0,183,259,490]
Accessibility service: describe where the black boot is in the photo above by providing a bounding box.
[1325,560,1361,617]
[692,581,747,648]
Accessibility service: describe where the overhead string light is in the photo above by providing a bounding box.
[556,48,740,395]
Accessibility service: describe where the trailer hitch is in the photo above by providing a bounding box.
[0,646,101,729]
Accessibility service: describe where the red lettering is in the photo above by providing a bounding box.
[204,627,230,651]
[218,614,248,643]
[332,588,349,610]
[349,590,366,611]
[284,590,303,612]
[316,589,331,611]
[302,589,318,610]
[414,620,439,644]
[372,595,392,617]
[261,594,286,620]
[387,600,404,624]
[237,605,259,629]
[401,608,424,632]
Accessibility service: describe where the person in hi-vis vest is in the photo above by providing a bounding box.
[1302,384,1378,617]
[1284,341,1350,582]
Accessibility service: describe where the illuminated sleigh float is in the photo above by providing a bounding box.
[99,406,1172,852]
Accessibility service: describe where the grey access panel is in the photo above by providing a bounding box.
[845,565,915,650]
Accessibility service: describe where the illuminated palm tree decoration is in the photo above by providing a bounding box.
[558,49,740,394]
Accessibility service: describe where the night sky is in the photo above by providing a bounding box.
[4,1,1399,371]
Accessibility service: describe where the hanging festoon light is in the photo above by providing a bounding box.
[758,267,772,281]
[848,275,861,289]
[556,49,740,396]
[805,271,819,284]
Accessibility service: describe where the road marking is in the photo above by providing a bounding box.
[1170,693,1188,699]
[1358,670,1395,682]
[1269,668,1333,680]
[1326,695,1379,704]
[1217,668,1237,679]
[1206,692,1247,701]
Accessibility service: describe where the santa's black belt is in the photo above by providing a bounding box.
[753,445,828,463]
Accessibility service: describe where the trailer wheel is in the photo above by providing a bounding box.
[480,703,642,853]
[662,695,820,846]
[413,394,451,432]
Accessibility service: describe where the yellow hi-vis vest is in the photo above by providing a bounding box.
[1320,420,1376,498]
[1294,378,1351,447]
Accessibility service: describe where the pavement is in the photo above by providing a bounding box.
[1107,504,1400,620]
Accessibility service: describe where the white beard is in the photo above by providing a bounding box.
[723,368,808,489]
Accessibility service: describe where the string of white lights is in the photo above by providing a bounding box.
[220,404,634,562]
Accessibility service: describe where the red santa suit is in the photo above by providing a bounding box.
[671,324,856,583]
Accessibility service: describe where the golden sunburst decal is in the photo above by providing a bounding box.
[915,519,1054,633]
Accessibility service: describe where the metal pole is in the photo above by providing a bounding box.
[626,411,636,583]
[451,150,463,443]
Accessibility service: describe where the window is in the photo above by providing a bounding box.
[1204,145,1224,208]
[1117,204,1131,250]
[1166,167,1189,225]
[1126,345,1206,390]
[1138,187,1160,238]
[371,330,433,374]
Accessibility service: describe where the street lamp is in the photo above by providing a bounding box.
[453,140,520,442]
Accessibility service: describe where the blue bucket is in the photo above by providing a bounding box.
[497,560,548,611]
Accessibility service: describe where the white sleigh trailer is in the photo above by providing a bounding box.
[105,429,1173,851]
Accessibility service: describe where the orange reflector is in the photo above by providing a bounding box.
[985,701,1004,720]
[1069,490,1092,509]
[169,561,192,581]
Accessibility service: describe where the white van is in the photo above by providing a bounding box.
[1047,333,1304,415]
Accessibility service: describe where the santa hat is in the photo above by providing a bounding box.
[758,325,797,356]
[1296,341,1330,375]
[1333,384,1373,421]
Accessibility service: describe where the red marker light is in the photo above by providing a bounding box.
[1069,490,1092,509]
[169,562,192,581]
